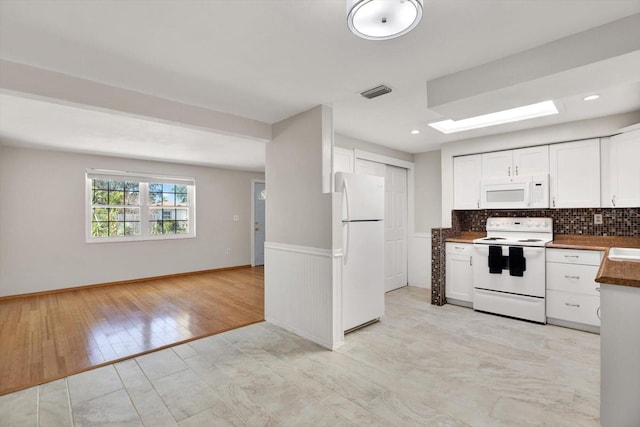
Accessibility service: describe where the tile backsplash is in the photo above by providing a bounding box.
[453,207,639,237]
[430,207,639,305]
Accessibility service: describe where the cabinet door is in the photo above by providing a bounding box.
[513,145,549,177]
[610,130,640,207]
[549,139,600,208]
[453,154,482,209]
[481,150,513,179]
[446,247,473,302]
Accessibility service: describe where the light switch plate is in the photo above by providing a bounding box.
[594,214,603,225]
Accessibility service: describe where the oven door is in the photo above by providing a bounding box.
[472,244,545,297]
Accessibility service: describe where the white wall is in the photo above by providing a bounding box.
[265,105,342,349]
[0,145,264,297]
[409,150,442,288]
[266,106,334,249]
[440,111,640,227]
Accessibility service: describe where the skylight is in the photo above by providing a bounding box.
[428,101,559,134]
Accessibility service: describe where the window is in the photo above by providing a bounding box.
[86,170,195,242]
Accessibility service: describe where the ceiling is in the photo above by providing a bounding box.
[1,1,639,170]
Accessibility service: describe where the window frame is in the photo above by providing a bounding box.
[85,169,196,243]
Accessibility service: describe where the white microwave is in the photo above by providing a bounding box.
[480,175,549,209]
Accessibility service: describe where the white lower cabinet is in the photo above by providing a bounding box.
[546,248,603,332]
[445,243,473,307]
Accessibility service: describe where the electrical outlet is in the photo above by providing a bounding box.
[594,214,603,225]
[233,214,240,222]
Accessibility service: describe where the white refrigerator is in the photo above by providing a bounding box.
[336,172,385,332]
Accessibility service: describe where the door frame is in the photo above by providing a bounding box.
[251,179,266,267]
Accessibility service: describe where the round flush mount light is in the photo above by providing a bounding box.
[347,0,423,41]
[583,94,600,101]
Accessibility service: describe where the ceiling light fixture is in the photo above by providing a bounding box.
[347,0,423,41]
[583,94,600,101]
[428,101,559,134]
[410,129,420,134]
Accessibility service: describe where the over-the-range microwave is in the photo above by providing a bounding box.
[480,175,549,209]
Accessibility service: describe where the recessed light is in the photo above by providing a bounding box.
[584,94,600,101]
[428,100,559,134]
[410,129,420,135]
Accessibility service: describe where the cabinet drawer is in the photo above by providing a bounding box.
[547,290,600,327]
[546,248,602,266]
[446,243,473,256]
[546,263,600,296]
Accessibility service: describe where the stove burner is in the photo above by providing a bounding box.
[518,239,542,242]
[483,237,506,241]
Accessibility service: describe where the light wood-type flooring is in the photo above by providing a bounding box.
[0,286,600,426]
[0,266,264,396]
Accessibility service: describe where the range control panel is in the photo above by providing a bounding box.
[486,217,553,233]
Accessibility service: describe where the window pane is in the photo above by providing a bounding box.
[124,191,139,205]
[92,189,108,205]
[124,222,140,236]
[125,208,140,222]
[111,222,125,237]
[124,181,139,191]
[176,221,188,234]
[149,221,163,235]
[176,192,188,204]
[108,190,124,205]
[109,180,124,191]
[149,192,163,206]
[91,208,109,222]
[93,180,109,190]
[162,184,175,193]
[175,209,188,221]
[91,221,109,237]
[163,193,176,206]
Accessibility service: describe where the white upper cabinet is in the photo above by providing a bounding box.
[549,139,601,208]
[481,146,549,180]
[453,154,482,209]
[608,130,640,208]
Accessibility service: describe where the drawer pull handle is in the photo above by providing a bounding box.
[455,246,465,250]
[565,302,581,308]
[564,275,580,280]
[564,255,579,258]
[597,307,601,320]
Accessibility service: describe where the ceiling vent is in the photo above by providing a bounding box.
[360,85,392,99]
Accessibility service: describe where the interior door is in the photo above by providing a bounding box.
[355,159,408,292]
[384,165,408,292]
[253,182,266,266]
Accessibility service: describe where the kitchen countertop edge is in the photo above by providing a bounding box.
[547,235,640,289]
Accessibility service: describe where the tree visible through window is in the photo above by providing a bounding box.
[87,171,195,242]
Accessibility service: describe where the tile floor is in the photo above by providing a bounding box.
[0,287,600,426]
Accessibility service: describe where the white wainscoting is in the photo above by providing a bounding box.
[265,242,344,350]
[408,233,431,288]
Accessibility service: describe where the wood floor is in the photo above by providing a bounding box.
[0,266,264,396]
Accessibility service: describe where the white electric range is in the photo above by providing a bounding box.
[472,217,553,323]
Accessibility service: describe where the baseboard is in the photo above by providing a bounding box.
[0,264,253,301]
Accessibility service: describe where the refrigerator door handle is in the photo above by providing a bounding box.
[343,221,350,265]
[343,179,351,222]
